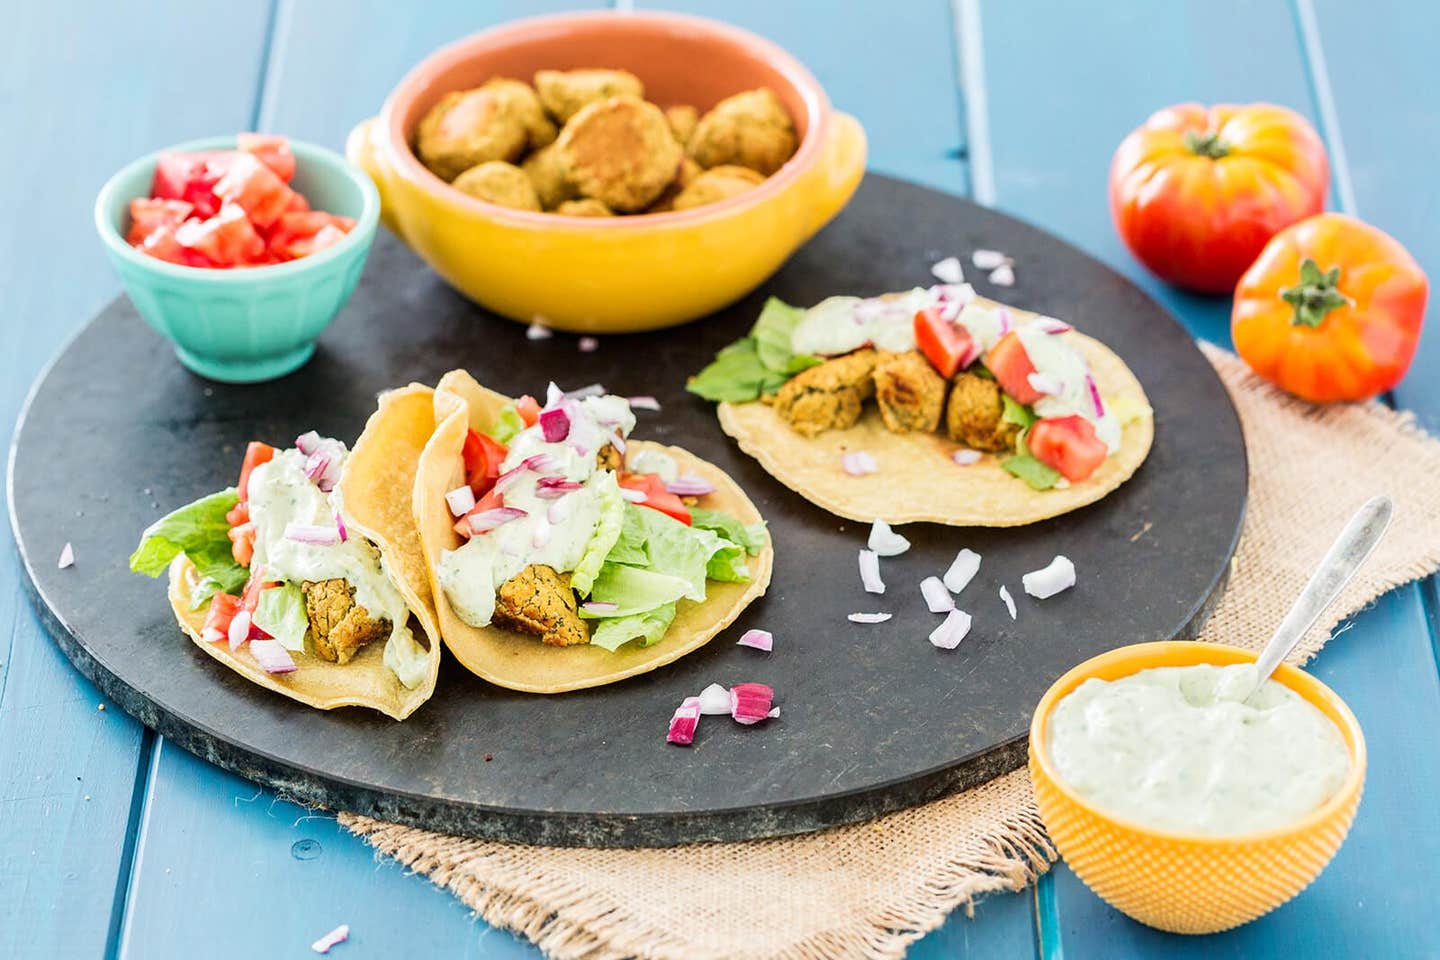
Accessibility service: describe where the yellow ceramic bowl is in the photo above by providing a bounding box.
[345,11,866,333]
[1029,641,1365,934]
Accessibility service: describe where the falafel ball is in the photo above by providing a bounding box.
[416,87,530,182]
[672,164,766,211]
[687,88,798,175]
[945,371,1021,452]
[521,142,576,209]
[874,351,948,433]
[644,158,703,213]
[481,77,558,150]
[555,96,683,212]
[452,161,542,211]
[302,579,390,665]
[556,198,614,217]
[534,68,644,123]
[774,349,879,437]
[665,104,699,145]
[494,564,589,646]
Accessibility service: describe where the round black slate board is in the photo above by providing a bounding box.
[11,175,1245,847]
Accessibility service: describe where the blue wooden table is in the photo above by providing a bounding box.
[3,2,1436,957]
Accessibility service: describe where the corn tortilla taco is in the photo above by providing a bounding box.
[689,285,1154,526]
[132,385,442,719]
[414,370,772,694]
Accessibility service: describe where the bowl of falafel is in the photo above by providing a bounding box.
[345,9,866,333]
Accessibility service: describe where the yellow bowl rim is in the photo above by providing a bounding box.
[1029,640,1366,846]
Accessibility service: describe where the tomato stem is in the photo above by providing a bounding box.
[1281,258,1352,328]
[1183,130,1230,159]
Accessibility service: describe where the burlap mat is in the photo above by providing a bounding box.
[342,344,1440,960]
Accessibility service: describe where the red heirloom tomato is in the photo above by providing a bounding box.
[1109,102,1329,293]
[1232,213,1428,402]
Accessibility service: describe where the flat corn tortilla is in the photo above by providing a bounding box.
[718,326,1154,527]
[415,370,773,694]
[167,384,442,720]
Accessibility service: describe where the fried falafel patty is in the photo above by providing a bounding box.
[672,164,765,211]
[534,68,644,123]
[687,88,798,175]
[555,97,683,212]
[481,77,558,150]
[451,161,542,211]
[555,198,614,217]
[874,351,948,434]
[302,579,391,665]
[521,142,576,210]
[595,442,624,473]
[494,564,589,646]
[665,104,699,145]
[774,349,879,437]
[946,371,1021,452]
[416,87,530,182]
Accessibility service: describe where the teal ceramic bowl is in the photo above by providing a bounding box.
[94,136,379,383]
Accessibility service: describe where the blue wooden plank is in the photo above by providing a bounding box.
[0,2,273,957]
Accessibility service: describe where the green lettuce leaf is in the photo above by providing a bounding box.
[1002,454,1061,491]
[570,472,623,597]
[589,603,678,652]
[129,488,249,608]
[694,528,750,582]
[582,563,693,617]
[687,298,821,403]
[1000,395,1036,430]
[753,297,818,374]
[252,582,309,652]
[485,402,525,444]
[690,507,767,556]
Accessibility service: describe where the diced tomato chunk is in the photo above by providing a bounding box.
[1028,415,1108,483]
[126,198,194,245]
[237,133,296,183]
[152,150,241,219]
[237,441,276,500]
[914,308,976,378]
[240,567,279,614]
[228,522,257,567]
[514,395,541,428]
[201,593,243,642]
[213,153,295,229]
[226,501,250,527]
[618,473,691,525]
[265,211,355,261]
[985,332,1043,405]
[175,203,266,266]
[462,429,507,495]
[136,222,213,267]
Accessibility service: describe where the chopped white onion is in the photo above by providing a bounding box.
[999,585,1017,620]
[989,264,1015,287]
[971,249,1009,270]
[609,431,626,455]
[666,472,716,497]
[620,488,647,503]
[952,448,982,466]
[1027,371,1063,396]
[737,629,773,652]
[545,381,564,406]
[867,519,911,557]
[697,682,732,715]
[526,319,552,340]
[445,485,476,517]
[628,395,661,411]
[847,612,893,624]
[1023,555,1076,599]
[767,706,781,719]
[228,610,251,651]
[284,522,340,546]
[858,549,885,594]
[57,542,74,569]
[578,336,599,353]
[311,923,350,954]
[931,256,964,285]
[920,576,954,613]
[929,609,973,649]
[841,451,878,476]
[943,548,982,594]
[250,638,297,674]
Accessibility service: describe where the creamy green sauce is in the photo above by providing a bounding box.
[1047,664,1350,835]
[437,394,635,629]
[246,449,428,688]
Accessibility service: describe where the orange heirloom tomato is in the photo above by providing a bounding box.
[1232,213,1428,402]
[1110,102,1328,293]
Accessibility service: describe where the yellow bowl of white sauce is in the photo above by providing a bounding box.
[1029,641,1365,934]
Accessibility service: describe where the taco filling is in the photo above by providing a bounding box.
[436,384,765,653]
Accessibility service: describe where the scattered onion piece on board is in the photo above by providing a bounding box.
[737,628,773,652]
[943,549,982,594]
[697,683,731,715]
[867,520,910,557]
[848,612,892,624]
[931,256,964,284]
[989,264,1016,286]
[929,609,973,649]
[858,549,885,594]
[58,542,75,569]
[578,336,599,353]
[971,249,1010,270]
[730,683,775,724]
[667,696,702,745]
[565,384,606,400]
[311,923,350,954]
[250,638,296,674]
[999,585,1017,620]
[920,576,954,613]
[952,449,981,466]
[527,319,552,341]
[1023,555,1076,599]
[628,395,661,411]
[842,451,878,476]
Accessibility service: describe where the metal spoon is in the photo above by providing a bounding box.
[1241,494,1393,703]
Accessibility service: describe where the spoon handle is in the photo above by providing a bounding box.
[1248,495,1393,695]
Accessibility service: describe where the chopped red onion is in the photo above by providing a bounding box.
[939,299,963,322]
[667,696,702,745]
[202,626,225,644]
[958,334,983,368]
[1085,374,1105,418]
[1032,316,1074,335]
[971,249,1010,270]
[697,683,731,715]
[311,923,350,954]
[58,542,74,569]
[284,522,341,546]
[666,472,716,497]
[531,518,551,549]
[999,585,1017,620]
[628,395,661,411]
[736,628,773,652]
[545,381,564,407]
[620,488,647,503]
[250,639,296,674]
[920,576,954,613]
[547,496,573,524]
[527,319,552,341]
[445,485,476,517]
[295,430,321,455]
[952,448,982,466]
[535,478,582,499]
[578,336,599,353]
[943,548,982,594]
[1027,372,1063,397]
[539,405,571,443]
[931,256,964,285]
[989,263,1016,287]
[1023,555,1076,599]
[467,507,527,534]
[453,517,474,538]
[841,451,878,476]
[228,610,251,651]
[997,308,1012,336]
[847,612,892,624]
[858,549,885,594]
[729,682,774,725]
[495,453,560,493]
[929,609,973,649]
[867,520,910,557]
[581,600,618,614]
[334,512,347,543]
[609,432,627,456]
[565,383,606,400]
